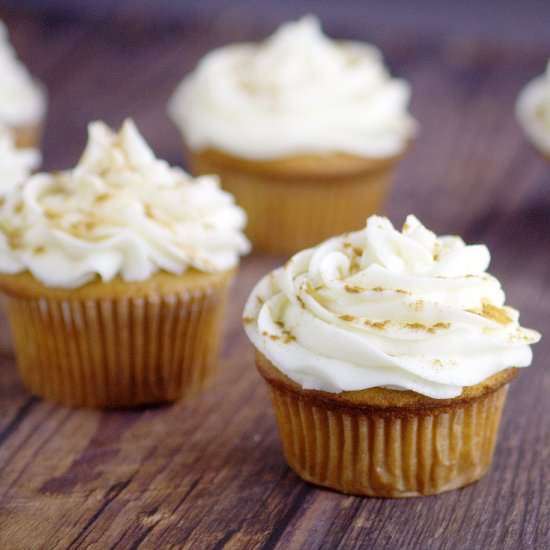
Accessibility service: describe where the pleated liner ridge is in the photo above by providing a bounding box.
[4,272,232,408]
[268,383,508,497]
[191,153,395,255]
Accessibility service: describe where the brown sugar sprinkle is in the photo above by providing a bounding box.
[372,286,384,292]
[281,329,296,344]
[404,321,452,334]
[6,229,22,250]
[70,219,98,236]
[256,296,265,305]
[261,331,280,341]
[144,203,155,219]
[405,322,426,331]
[45,209,62,221]
[364,320,390,330]
[342,242,352,249]
[344,284,363,294]
[274,320,285,328]
[242,316,255,325]
[468,301,513,325]
[352,246,363,257]
[95,192,112,203]
[339,314,356,322]
[349,256,361,273]
[395,289,411,295]
[14,201,23,214]
[296,295,306,309]
[33,245,46,255]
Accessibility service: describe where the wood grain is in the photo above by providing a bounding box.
[0,6,548,550]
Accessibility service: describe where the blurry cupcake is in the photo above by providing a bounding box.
[0,129,40,352]
[169,16,416,255]
[0,119,249,407]
[0,20,46,148]
[516,60,550,160]
[243,215,540,497]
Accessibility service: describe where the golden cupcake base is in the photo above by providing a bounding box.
[189,148,402,256]
[0,270,234,408]
[12,123,42,149]
[256,352,515,497]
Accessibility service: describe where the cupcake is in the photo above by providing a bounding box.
[168,16,416,255]
[0,119,250,407]
[243,215,540,497]
[0,20,46,148]
[0,129,40,352]
[516,60,550,160]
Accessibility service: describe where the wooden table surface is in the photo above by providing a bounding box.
[0,7,548,550]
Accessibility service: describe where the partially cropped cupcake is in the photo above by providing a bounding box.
[243,215,540,497]
[516,60,550,160]
[169,16,416,255]
[0,20,46,148]
[0,129,40,352]
[0,119,249,407]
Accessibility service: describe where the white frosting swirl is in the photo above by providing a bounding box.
[0,129,40,196]
[516,60,550,154]
[244,215,540,399]
[169,15,416,160]
[0,120,250,288]
[0,20,46,127]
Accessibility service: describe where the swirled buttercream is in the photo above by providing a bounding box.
[0,129,40,196]
[244,215,540,399]
[0,20,46,127]
[169,15,416,160]
[516,60,550,154]
[0,119,250,288]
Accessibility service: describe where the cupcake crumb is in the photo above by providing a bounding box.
[243,316,255,325]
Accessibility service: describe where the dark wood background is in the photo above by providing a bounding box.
[0,3,548,549]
